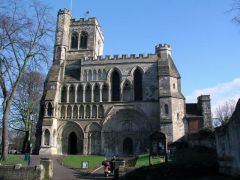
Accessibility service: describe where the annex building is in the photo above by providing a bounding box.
[38,9,212,156]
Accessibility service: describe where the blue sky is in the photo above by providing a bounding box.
[42,0,240,115]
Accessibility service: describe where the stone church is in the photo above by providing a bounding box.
[38,9,212,156]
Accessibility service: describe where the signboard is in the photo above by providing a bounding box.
[81,161,89,169]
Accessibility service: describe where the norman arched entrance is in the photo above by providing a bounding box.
[68,132,77,154]
[123,137,133,155]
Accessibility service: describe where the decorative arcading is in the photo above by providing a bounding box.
[82,53,157,62]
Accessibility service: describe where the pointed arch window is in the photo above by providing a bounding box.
[77,85,83,102]
[94,84,100,102]
[47,103,53,117]
[44,129,50,146]
[134,68,143,101]
[69,85,75,103]
[102,84,108,102]
[71,32,78,49]
[111,70,121,101]
[61,86,67,102]
[85,84,91,102]
[80,31,88,49]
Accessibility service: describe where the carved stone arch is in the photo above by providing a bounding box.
[46,102,54,117]
[61,105,66,118]
[130,66,144,77]
[88,70,92,81]
[92,105,97,118]
[77,84,83,102]
[98,69,102,80]
[80,31,88,49]
[73,105,78,118]
[101,83,109,102]
[132,67,144,101]
[79,105,84,118]
[85,123,101,155]
[86,105,91,118]
[57,122,84,154]
[67,105,72,118]
[61,85,67,102]
[98,104,104,118]
[121,79,132,102]
[71,31,79,49]
[93,69,97,80]
[93,83,100,102]
[83,70,87,81]
[108,67,122,101]
[85,83,92,102]
[102,69,107,80]
[69,84,75,103]
[43,129,50,146]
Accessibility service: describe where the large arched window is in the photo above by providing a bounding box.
[98,69,101,80]
[134,68,143,101]
[71,32,78,49]
[44,129,50,146]
[61,86,67,102]
[77,85,83,102]
[47,103,53,117]
[111,70,121,101]
[88,70,92,81]
[69,85,75,103]
[93,70,97,80]
[85,84,91,102]
[94,84,100,102]
[80,31,88,48]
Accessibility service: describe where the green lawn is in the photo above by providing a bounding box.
[63,155,105,169]
[0,154,27,166]
[135,154,162,167]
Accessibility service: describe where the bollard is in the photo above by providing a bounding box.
[40,157,53,180]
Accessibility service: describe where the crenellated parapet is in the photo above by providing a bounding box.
[81,53,157,62]
[58,8,71,15]
[155,44,172,59]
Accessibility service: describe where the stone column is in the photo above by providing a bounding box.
[100,86,103,102]
[67,85,70,103]
[91,85,94,102]
[75,84,78,103]
[83,85,86,102]
[40,157,53,180]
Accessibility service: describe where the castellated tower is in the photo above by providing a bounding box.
[156,44,186,143]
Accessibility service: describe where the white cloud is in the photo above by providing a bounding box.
[186,78,240,117]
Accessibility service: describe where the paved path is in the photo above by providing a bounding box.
[26,155,111,180]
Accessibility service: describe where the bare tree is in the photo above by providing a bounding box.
[10,71,44,153]
[0,0,53,160]
[215,99,237,125]
[232,0,240,24]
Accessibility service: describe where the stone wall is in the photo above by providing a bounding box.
[215,99,240,177]
[0,164,44,180]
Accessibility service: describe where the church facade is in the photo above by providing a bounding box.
[38,9,211,156]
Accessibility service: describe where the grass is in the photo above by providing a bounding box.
[135,154,163,168]
[63,155,105,169]
[0,154,27,166]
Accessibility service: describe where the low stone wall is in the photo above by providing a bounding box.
[215,99,240,177]
[0,164,44,180]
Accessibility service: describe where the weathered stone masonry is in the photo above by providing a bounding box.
[37,9,211,156]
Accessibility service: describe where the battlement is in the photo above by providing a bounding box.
[155,44,171,51]
[58,8,71,16]
[81,53,157,62]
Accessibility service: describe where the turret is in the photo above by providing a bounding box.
[54,9,71,62]
[155,44,172,59]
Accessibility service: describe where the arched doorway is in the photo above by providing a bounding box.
[68,132,77,154]
[123,137,133,155]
